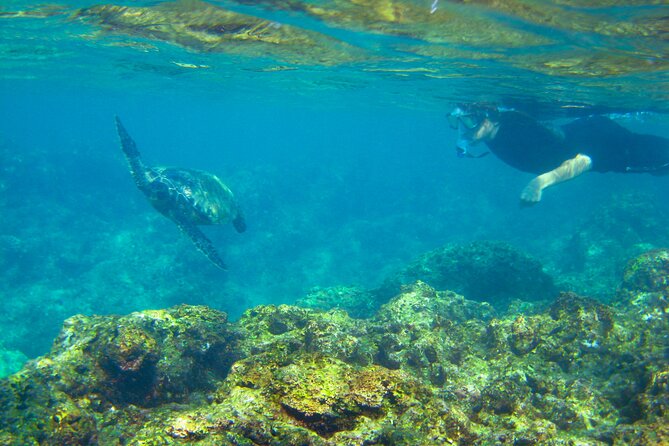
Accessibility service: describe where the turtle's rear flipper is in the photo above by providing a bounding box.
[115,116,149,190]
[175,220,227,270]
[115,116,140,158]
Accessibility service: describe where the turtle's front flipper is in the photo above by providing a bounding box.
[115,116,149,191]
[175,220,227,270]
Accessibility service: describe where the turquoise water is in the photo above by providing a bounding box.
[1,0,669,373]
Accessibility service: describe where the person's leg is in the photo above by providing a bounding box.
[520,154,592,204]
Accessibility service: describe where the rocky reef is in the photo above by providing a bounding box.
[377,240,557,312]
[1,249,668,445]
[298,241,557,319]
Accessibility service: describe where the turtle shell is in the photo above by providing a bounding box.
[144,166,238,225]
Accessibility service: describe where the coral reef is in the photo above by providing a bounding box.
[377,240,557,310]
[1,259,668,444]
[295,241,555,317]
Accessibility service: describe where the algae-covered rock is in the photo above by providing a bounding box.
[620,248,669,295]
[377,241,557,308]
[0,305,238,444]
[273,356,398,435]
[371,281,493,385]
[548,291,614,340]
[237,304,375,366]
[639,366,669,424]
[616,248,669,327]
[1,274,668,444]
[297,285,378,319]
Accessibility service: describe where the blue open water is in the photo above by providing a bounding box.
[1,0,668,372]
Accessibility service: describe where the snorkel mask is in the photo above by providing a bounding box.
[448,107,483,132]
[448,104,497,158]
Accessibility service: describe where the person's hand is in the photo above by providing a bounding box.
[520,177,543,204]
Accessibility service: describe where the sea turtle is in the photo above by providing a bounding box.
[115,116,246,270]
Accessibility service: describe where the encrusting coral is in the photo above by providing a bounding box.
[1,250,668,445]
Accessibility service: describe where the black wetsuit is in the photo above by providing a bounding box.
[486,111,669,175]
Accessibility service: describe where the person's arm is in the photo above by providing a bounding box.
[520,154,592,204]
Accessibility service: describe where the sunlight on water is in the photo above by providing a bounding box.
[1,0,668,114]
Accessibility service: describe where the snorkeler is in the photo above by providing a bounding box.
[447,104,669,204]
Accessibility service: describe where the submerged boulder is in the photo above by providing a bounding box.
[0,305,239,444]
[617,248,669,320]
[620,248,669,295]
[376,240,557,308]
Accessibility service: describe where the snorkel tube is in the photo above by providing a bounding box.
[455,133,471,158]
[448,106,487,158]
